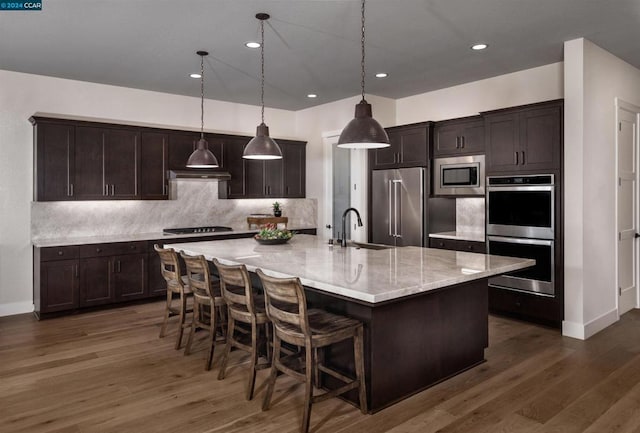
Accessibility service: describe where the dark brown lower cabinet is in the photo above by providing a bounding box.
[38,259,79,313]
[80,256,114,307]
[34,230,317,319]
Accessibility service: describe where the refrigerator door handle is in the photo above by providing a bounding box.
[393,180,402,237]
[388,180,393,236]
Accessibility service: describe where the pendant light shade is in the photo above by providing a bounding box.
[338,100,389,149]
[187,50,219,168]
[244,123,282,160]
[337,0,389,149]
[243,13,282,160]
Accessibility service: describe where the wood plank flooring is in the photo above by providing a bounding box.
[1,302,639,433]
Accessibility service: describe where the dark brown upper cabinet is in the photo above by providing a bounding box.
[73,126,139,199]
[219,137,306,199]
[281,140,306,198]
[32,117,305,201]
[433,116,485,157]
[33,119,75,201]
[370,123,430,170]
[140,132,169,199]
[485,100,562,174]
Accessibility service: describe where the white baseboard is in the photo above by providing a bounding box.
[0,301,34,317]
[562,308,619,340]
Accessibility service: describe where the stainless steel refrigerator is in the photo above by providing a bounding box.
[371,167,425,247]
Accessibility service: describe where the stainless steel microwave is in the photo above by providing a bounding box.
[433,155,485,196]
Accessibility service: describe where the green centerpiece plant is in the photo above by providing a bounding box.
[255,223,293,242]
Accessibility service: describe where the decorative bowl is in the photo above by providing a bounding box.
[254,224,294,245]
[254,237,290,245]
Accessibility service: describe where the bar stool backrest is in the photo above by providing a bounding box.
[180,253,213,299]
[256,269,310,339]
[213,259,256,316]
[154,244,185,293]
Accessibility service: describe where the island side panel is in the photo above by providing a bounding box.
[305,277,489,412]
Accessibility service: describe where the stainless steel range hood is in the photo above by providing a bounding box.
[168,170,231,180]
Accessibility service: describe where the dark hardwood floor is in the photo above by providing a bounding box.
[1,301,639,432]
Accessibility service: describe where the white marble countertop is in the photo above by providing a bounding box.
[166,234,533,304]
[429,231,486,242]
[32,226,316,248]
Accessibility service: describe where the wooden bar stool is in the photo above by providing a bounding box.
[213,259,271,400]
[256,269,367,433]
[154,244,192,350]
[180,253,226,371]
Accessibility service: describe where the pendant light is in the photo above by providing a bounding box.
[243,13,283,160]
[337,0,390,149]
[186,51,219,168]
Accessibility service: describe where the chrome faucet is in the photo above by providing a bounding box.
[341,207,363,247]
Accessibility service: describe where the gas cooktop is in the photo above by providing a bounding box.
[163,226,233,235]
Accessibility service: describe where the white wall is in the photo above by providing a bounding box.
[396,62,563,124]
[563,39,640,339]
[0,69,298,316]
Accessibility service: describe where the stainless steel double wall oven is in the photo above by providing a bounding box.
[486,174,556,297]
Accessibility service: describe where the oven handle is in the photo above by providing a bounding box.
[486,185,554,192]
[487,236,553,247]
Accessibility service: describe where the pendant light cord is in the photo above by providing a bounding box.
[260,18,265,124]
[200,54,205,140]
[360,0,366,103]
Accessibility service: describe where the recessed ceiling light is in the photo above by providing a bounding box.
[245,42,261,48]
[375,72,388,78]
[471,43,488,51]
[190,73,202,79]
[307,94,317,98]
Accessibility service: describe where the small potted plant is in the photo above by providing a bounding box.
[272,201,282,217]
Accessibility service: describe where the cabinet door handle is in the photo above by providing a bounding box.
[104,184,108,196]
[455,137,459,149]
[514,151,519,165]
[521,151,525,165]
[75,264,79,278]
[461,136,465,149]
[111,184,115,196]
[116,260,121,273]
[286,186,289,195]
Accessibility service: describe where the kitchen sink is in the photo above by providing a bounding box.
[345,241,395,250]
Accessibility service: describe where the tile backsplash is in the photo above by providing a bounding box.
[31,179,317,241]
[456,197,485,233]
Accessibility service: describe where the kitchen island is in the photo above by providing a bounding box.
[166,235,534,412]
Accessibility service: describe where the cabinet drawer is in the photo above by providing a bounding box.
[80,241,147,258]
[488,286,561,326]
[429,238,486,253]
[40,246,80,262]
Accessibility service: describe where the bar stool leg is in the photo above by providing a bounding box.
[218,314,235,380]
[175,291,187,350]
[246,321,259,400]
[184,298,198,356]
[301,342,314,433]
[262,334,281,411]
[159,290,172,338]
[205,302,217,371]
[355,325,368,414]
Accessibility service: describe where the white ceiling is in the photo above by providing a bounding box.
[1,0,638,111]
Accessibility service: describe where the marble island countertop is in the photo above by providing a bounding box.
[32,226,316,248]
[166,234,533,304]
[429,231,486,242]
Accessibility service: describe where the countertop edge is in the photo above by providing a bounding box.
[32,226,317,248]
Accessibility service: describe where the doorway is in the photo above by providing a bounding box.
[616,99,640,315]
[322,132,368,243]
